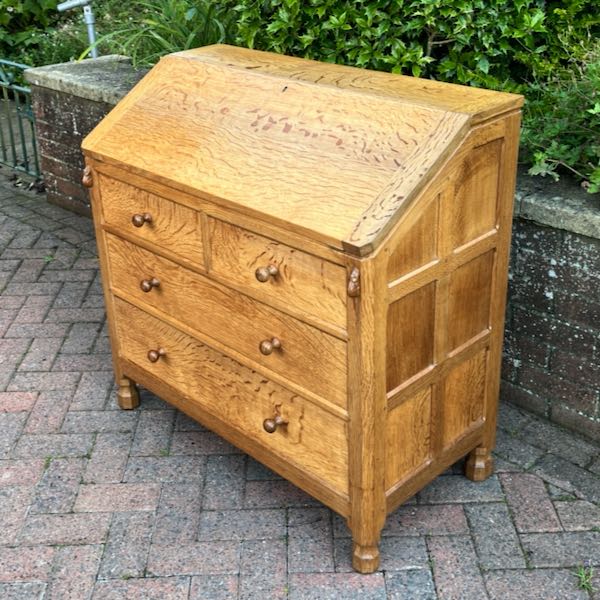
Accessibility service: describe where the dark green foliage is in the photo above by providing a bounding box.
[92,0,235,68]
[231,0,599,189]
[522,44,600,193]
[0,0,59,62]
[1,0,597,190]
[232,0,598,87]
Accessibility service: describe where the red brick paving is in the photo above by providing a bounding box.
[1,177,599,598]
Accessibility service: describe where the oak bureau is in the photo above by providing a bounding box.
[81,44,522,573]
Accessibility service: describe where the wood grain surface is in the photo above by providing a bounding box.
[106,233,347,408]
[98,174,205,266]
[82,44,522,254]
[114,297,349,495]
[208,217,347,329]
[83,48,522,573]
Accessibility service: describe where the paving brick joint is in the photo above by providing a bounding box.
[0,171,599,599]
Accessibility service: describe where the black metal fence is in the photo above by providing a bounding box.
[0,59,41,178]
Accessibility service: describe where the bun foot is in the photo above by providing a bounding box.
[352,543,380,574]
[465,446,494,481]
[117,377,140,410]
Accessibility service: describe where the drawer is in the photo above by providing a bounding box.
[106,234,347,408]
[98,175,204,267]
[113,297,349,495]
[208,218,347,329]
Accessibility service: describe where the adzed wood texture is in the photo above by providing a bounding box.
[82,44,522,573]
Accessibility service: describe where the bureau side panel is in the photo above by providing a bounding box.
[380,113,520,504]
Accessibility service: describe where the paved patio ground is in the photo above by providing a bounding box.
[0,170,599,599]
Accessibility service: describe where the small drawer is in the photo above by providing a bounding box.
[98,175,204,267]
[106,234,347,408]
[113,297,349,495]
[208,218,347,329]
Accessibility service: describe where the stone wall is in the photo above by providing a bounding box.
[503,178,600,442]
[24,58,600,441]
[25,57,147,216]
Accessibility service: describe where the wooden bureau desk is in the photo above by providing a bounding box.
[82,44,522,572]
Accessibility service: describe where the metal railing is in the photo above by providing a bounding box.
[0,59,41,178]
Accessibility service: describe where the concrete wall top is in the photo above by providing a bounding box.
[24,55,148,106]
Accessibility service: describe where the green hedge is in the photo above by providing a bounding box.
[233,0,598,88]
[2,0,598,190]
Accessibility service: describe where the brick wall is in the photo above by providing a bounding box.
[31,85,113,217]
[25,56,147,217]
[502,218,600,442]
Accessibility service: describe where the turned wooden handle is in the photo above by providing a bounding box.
[255,264,279,282]
[263,414,287,433]
[147,348,166,363]
[259,337,281,355]
[132,212,153,227]
[140,277,160,293]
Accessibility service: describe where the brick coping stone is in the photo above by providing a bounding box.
[515,169,600,240]
[24,55,148,106]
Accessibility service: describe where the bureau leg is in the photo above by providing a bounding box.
[352,541,381,574]
[464,446,494,481]
[350,520,383,573]
[117,377,140,410]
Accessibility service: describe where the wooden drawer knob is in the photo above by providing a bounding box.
[263,414,287,433]
[259,337,281,355]
[140,277,160,293]
[147,348,166,363]
[132,212,153,227]
[255,264,279,282]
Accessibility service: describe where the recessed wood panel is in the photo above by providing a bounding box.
[447,251,494,353]
[451,139,502,249]
[387,198,438,283]
[385,387,432,489]
[386,283,435,392]
[442,349,487,446]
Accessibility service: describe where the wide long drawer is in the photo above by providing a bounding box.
[106,233,347,408]
[113,297,349,495]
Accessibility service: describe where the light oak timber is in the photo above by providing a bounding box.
[346,257,387,573]
[208,217,347,329]
[98,174,205,267]
[105,233,347,408]
[387,330,492,411]
[91,159,347,265]
[466,112,522,481]
[109,275,349,423]
[386,425,485,513]
[83,46,522,256]
[119,358,350,516]
[101,219,347,342]
[86,161,140,410]
[82,45,522,573]
[114,297,349,495]
[180,45,523,125]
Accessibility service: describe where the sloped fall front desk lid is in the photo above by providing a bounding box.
[82,44,523,256]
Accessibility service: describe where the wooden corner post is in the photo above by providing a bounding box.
[84,160,140,410]
[346,259,387,573]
